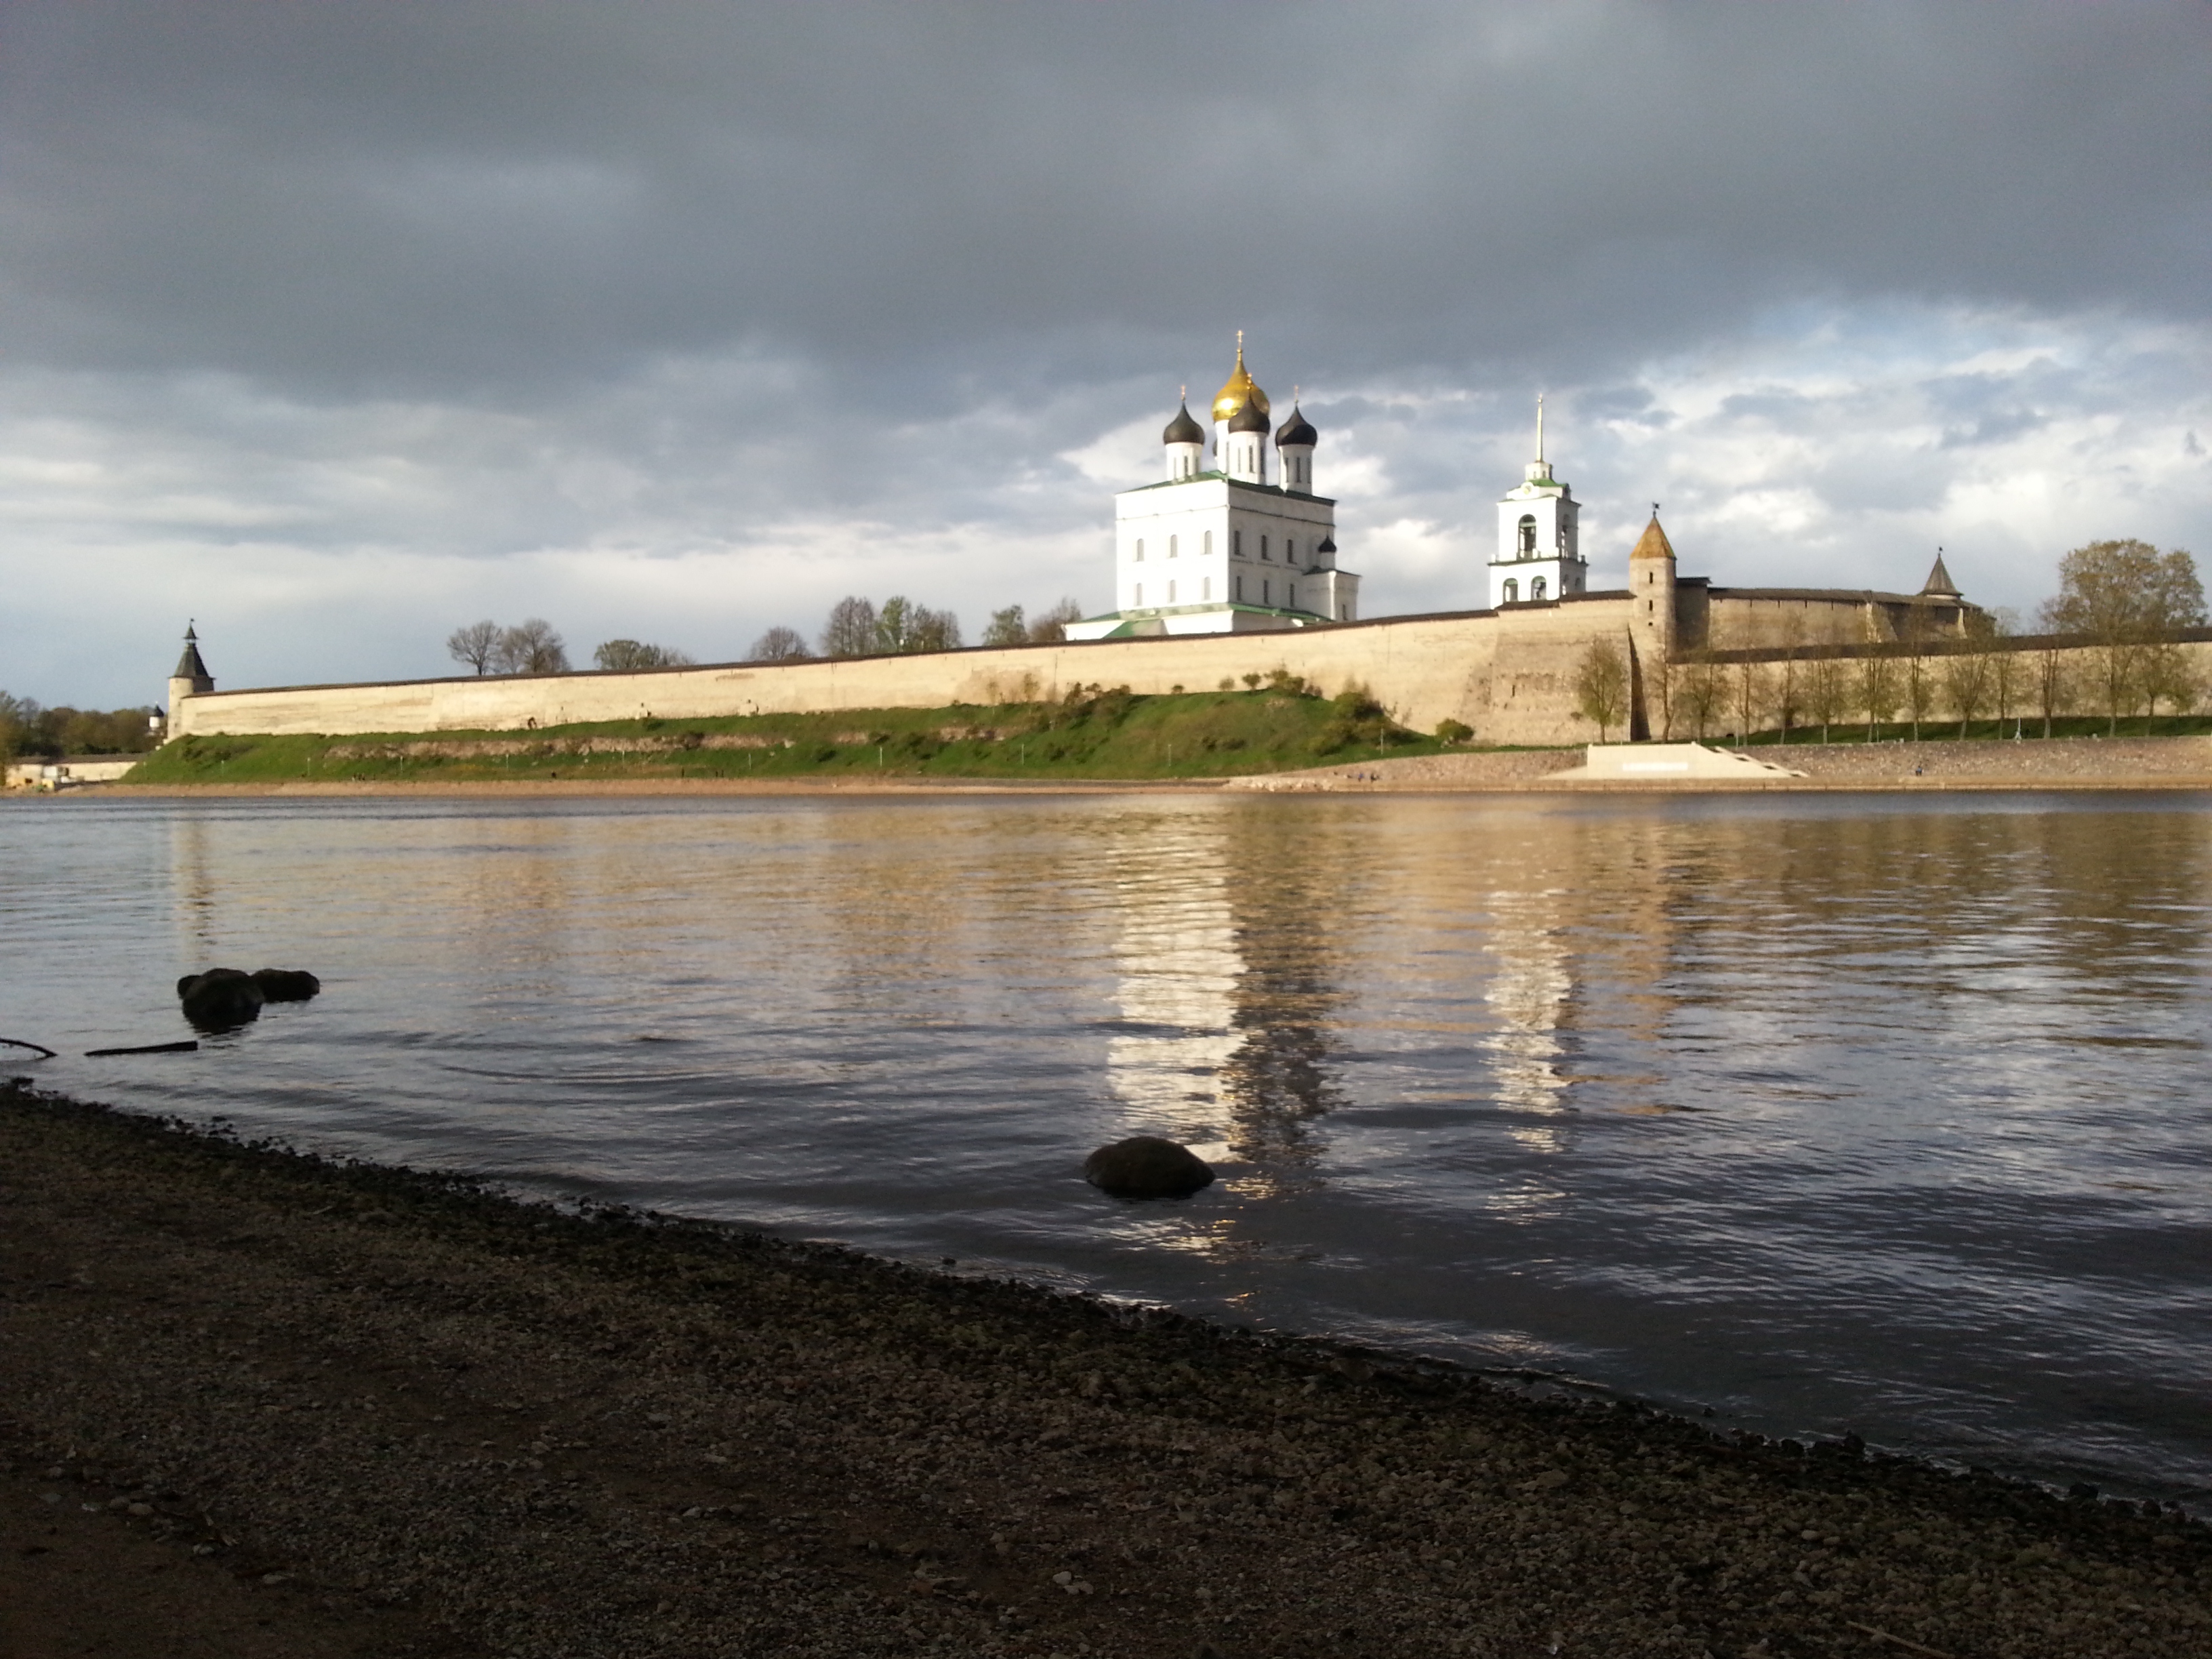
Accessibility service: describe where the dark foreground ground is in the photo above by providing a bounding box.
[3,1084,2207,1659]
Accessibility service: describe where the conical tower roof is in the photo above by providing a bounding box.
[1630,512,1675,562]
[172,623,211,682]
[1921,552,1960,597]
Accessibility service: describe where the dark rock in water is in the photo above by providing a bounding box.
[251,968,321,1002]
[176,968,264,1031]
[1083,1136,1214,1200]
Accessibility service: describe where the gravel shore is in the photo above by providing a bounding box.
[3,1082,2207,1658]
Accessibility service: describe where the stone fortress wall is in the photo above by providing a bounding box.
[168,586,2194,749]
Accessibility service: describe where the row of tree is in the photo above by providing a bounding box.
[446,592,1084,677]
[1572,539,2209,742]
[0,693,161,762]
[446,619,697,676]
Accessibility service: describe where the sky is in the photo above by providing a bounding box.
[2,1,2209,708]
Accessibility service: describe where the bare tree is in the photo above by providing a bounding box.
[821,596,878,658]
[592,640,693,671]
[1729,657,1771,745]
[1026,598,1084,644]
[1857,649,1900,741]
[1678,654,1727,741]
[908,604,962,652]
[2032,643,2070,739]
[1572,636,1629,743]
[447,620,501,676]
[747,626,811,661]
[1900,610,1938,741]
[493,619,569,676]
[1802,652,1849,743]
[1941,642,1994,738]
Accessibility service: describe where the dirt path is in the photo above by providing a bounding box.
[3,1084,2206,1658]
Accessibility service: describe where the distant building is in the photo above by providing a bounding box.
[1065,337,1361,640]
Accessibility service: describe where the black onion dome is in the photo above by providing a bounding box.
[1275,405,1317,447]
[1228,398,1271,435]
[1162,401,1206,446]
[1317,535,1337,554]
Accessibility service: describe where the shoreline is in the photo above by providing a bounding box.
[12,735,2211,799]
[3,1082,2206,1658]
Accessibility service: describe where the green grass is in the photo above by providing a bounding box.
[127,683,1483,787]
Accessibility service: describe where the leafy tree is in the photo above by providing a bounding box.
[1026,598,1084,644]
[447,619,501,675]
[876,596,960,653]
[747,626,811,661]
[2037,539,2207,734]
[0,691,44,763]
[493,619,569,676]
[593,639,693,671]
[821,596,878,658]
[1572,636,1629,743]
[982,605,1028,648]
[1434,717,1473,744]
[2142,642,2200,723]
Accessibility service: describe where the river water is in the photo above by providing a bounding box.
[3,790,2207,1503]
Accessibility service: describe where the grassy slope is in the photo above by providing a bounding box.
[127,684,1469,786]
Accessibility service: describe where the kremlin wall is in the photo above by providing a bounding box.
[165,346,2001,750]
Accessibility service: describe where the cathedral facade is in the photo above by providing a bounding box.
[1065,339,1361,640]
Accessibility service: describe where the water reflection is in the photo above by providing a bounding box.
[10,792,2212,1504]
[1097,806,1359,1194]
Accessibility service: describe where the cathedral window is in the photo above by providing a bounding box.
[1503,579,1519,603]
[1203,577,1212,600]
[1204,531,1212,556]
[1134,539,1144,562]
[1519,515,1536,557]
[1233,530,1242,557]
[1263,579,1271,605]
[1235,575,1244,600]
[1289,583,1297,610]
[1261,536,1270,560]
[1134,583,1143,606]
[1168,581,1177,602]
[1169,535,1179,558]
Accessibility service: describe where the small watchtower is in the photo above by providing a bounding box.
[165,623,214,738]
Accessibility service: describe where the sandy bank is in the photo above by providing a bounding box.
[3,1084,2205,1658]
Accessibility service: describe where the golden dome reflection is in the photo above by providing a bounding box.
[1211,331,1271,423]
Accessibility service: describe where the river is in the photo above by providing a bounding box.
[3,789,2207,1504]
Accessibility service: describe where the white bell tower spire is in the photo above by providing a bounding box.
[1488,395,1586,608]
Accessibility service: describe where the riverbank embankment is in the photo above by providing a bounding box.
[1234,735,2212,792]
[3,1084,2206,1658]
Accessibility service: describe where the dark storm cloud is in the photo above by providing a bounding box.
[3,1,2207,403]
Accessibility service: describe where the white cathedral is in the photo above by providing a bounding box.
[1065,337,1361,640]
[1066,342,1585,640]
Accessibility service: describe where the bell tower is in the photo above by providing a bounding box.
[1488,395,1586,608]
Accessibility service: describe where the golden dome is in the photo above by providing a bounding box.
[1210,333,1271,423]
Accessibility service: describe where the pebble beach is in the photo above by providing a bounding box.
[3,1081,2208,1659]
